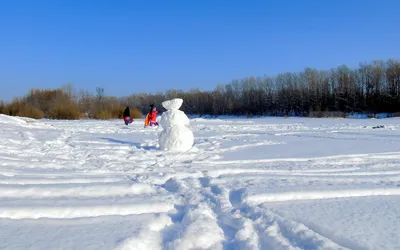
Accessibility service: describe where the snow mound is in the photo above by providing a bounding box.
[0,114,28,125]
[162,98,183,110]
[0,114,48,128]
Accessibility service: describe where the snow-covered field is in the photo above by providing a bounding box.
[1,114,399,250]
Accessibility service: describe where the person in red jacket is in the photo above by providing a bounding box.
[147,104,158,126]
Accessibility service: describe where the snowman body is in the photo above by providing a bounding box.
[158,98,194,152]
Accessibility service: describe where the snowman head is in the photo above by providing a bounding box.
[162,98,183,110]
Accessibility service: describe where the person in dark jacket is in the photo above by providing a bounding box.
[123,106,134,125]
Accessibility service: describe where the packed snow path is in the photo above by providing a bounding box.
[1,114,400,250]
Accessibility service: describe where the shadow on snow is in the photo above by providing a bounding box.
[100,137,157,150]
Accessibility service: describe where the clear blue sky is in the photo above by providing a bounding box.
[1,0,400,101]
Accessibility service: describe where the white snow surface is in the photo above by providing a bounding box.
[1,114,400,249]
[158,98,194,152]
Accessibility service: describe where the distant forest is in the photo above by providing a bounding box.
[1,59,400,119]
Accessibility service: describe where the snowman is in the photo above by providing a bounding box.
[158,98,194,152]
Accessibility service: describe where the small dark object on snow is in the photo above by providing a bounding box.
[372,125,385,129]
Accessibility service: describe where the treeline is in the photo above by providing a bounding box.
[124,59,400,117]
[1,59,400,120]
[0,85,142,119]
